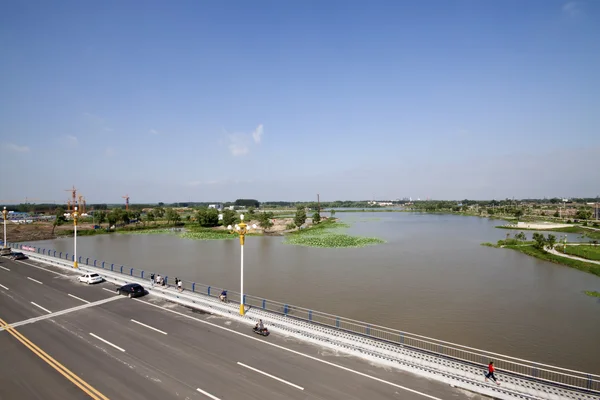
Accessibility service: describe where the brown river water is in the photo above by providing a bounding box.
[27,212,600,373]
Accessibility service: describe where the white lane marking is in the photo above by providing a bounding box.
[89,333,125,352]
[17,260,70,277]
[0,265,10,271]
[68,293,90,304]
[31,302,52,314]
[102,288,117,293]
[0,296,123,332]
[237,362,304,390]
[135,299,443,400]
[130,319,167,335]
[27,277,43,285]
[0,283,9,290]
[196,387,222,400]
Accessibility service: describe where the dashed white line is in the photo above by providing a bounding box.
[0,265,10,271]
[130,319,167,335]
[89,333,125,352]
[136,298,444,400]
[68,294,90,304]
[27,277,43,285]
[0,283,9,290]
[102,288,117,294]
[237,362,304,390]
[31,302,52,314]
[196,387,222,400]
[17,260,70,277]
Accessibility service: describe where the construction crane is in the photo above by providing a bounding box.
[64,186,77,211]
[78,195,87,214]
[122,194,130,211]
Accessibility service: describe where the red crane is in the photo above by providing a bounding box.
[122,195,130,211]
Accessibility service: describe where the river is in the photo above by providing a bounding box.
[27,212,600,373]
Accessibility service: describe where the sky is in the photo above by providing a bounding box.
[1,0,599,203]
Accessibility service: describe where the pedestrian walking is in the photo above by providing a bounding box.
[150,273,155,287]
[177,279,183,292]
[485,361,500,385]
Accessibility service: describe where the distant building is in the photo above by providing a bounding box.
[208,204,223,210]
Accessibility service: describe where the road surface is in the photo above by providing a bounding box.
[0,256,484,400]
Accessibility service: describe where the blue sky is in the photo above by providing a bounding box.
[1,0,598,203]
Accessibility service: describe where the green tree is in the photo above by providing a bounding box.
[146,211,155,225]
[107,212,118,229]
[515,232,527,242]
[514,209,524,220]
[222,209,237,227]
[553,211,560,218]
[546,234,556,250]
[312,211,321,224]
[122,211,130,225]
[95,210,106,226]
[247,207,255,216]
[154,207,165,219]
[196,208,219,227]
[330,209,336,218]
[532,233,546,251]
[258,211,274,231]
[52,207,67,235]
[165,208,178,224]
[575,209,592,220]
[294,207,307,227]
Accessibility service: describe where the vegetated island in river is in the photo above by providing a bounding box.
[125,218,386,249]
[481,224,600,278]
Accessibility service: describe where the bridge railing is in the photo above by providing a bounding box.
[7,242,600,393]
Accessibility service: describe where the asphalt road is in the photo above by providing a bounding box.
[0,256,485,400]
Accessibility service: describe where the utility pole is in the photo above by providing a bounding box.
[317,194,320,216]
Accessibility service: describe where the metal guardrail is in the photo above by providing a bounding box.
[6,241,600,394]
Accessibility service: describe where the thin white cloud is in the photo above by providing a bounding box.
[252,124,264,143]
[225,124,265,156]
[149,129,159,135]
[7,143,30,153]
[66,135,78,146]
[562,1,581,16]
[105,147,116,157]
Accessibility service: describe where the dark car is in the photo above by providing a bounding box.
[116,283,146,298]
[10,252,28,261]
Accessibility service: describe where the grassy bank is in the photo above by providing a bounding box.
[495,224,600,239]
[555,245,600,261]
[502,245,600,277]
[584,291,600,298]
[284,219,385,248]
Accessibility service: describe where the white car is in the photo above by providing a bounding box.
[79,273,103,284]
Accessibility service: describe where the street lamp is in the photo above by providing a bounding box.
[73,206,79,269]
[227,214,257,315]
[2,207,8,248]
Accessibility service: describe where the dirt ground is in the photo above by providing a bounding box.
[3,216,326,242]
[3,222,96,243]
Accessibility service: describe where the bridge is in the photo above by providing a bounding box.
[1,242,599,400]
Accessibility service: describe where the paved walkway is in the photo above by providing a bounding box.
[547,247,600,265]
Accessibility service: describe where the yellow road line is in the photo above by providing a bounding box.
[0,317,109,400]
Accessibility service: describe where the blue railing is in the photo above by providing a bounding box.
[5,241,600,394]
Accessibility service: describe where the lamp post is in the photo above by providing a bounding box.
[227,214,257,315]
[73,206,79,269]
[2,207,8,248]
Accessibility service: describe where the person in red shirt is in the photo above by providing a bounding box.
[485,361,500,385]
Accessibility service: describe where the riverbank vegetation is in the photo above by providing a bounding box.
[555,244,600,261]
[482,231,600,277]
[584,291,600,298]
[283,219,385,248]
